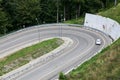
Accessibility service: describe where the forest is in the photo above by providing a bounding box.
[0,0,119,35]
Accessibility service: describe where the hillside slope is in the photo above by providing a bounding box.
[99,3,120,23]
[60,3,120,80]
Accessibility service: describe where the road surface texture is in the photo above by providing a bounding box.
[0,24,111,80]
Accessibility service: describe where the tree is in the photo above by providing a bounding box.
[0,8,9,34]
[1,0,41,28]
[73,0,85,19]
[40,0,57,23]
[15,0,41,27]
[60,0,68,21]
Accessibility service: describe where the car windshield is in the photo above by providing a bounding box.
[97,39,100,41]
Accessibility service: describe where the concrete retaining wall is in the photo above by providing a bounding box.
[84,13,120,40]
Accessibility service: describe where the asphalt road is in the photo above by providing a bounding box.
[0,24,111,80]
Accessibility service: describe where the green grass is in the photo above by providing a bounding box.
[98,3,120,23]
[0,38,63,76]
[64,17,84,25]
[59,3,120,80]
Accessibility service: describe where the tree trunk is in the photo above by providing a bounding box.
[76,4,81,19]
[100,1,105,8]
[114,0,117,6]
[78,4,81,17]
[63,6,66,21]
[76,9,78,19]
[57,0,59,23]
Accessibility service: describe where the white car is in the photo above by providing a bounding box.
[95,39,101,45]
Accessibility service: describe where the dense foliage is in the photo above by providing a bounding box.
[0,0,119,35]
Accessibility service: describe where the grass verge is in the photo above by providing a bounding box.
[64,17,84,25]
[0,38,63,76]
[98,3,120,23]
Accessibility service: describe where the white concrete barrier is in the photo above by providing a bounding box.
[84,13,120,40]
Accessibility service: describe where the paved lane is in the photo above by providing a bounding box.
[0,24,111,80]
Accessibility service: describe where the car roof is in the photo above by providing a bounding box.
[96,39,101,41]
